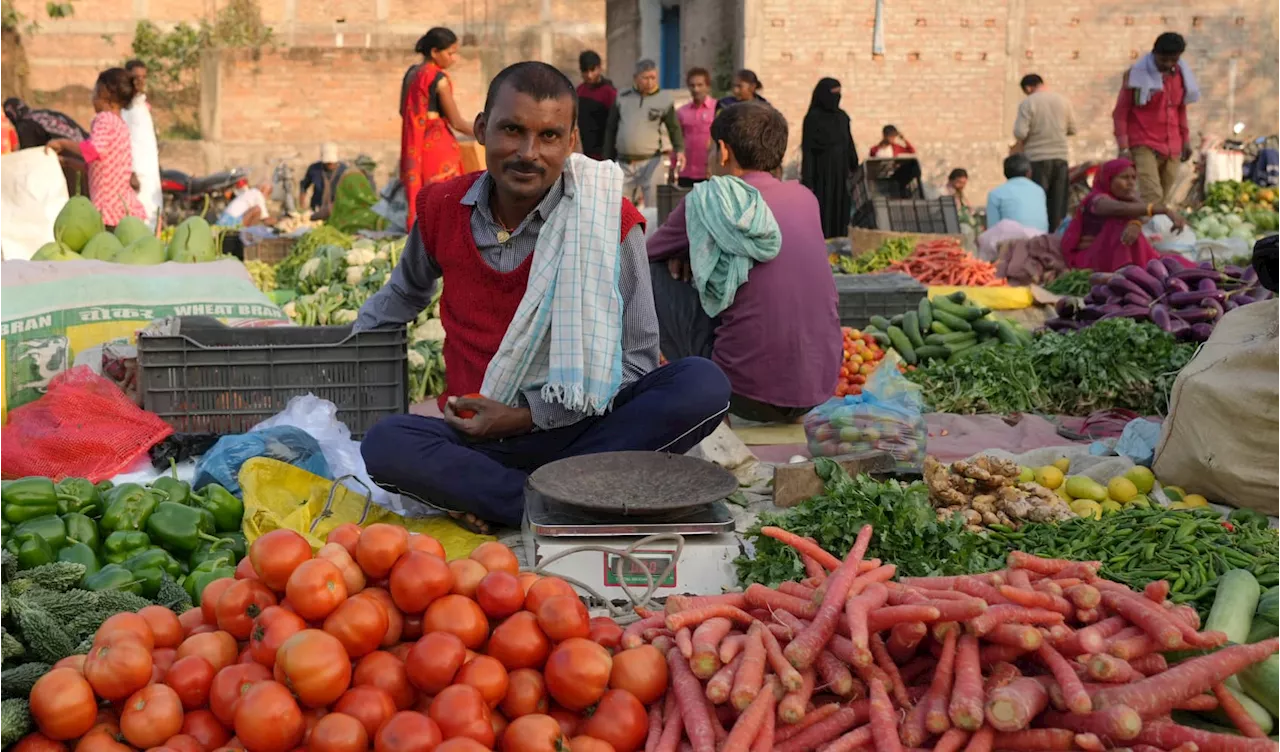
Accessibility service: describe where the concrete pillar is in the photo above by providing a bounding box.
[607,0,641,78]
[739,0,763,72]
[1003,0,1027,143]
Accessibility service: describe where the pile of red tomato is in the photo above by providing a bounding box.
[19,525,665,752]
[834,327,886,397]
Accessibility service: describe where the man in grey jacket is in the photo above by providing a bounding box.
[604,59,685,208]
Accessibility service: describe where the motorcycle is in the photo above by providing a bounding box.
[161,166,249,227]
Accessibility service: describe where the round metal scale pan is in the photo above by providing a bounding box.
[527,451,739,516]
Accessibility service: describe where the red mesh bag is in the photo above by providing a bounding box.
[2,366,173,481]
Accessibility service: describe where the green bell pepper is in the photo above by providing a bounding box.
[122,548,183,579]
[16,535,54,569]
[55,478,102,517]
[1,520,11,538]
[61,512,100,552]
[183,564,234,605]
[151,477,191,506]
[57,541,101,579]
[194,484,244,533]
[100,484,160,533]
[83,564,142,594]
[95,480,114,494]
[133,567,165,598]
[12,514,67,551]
[2,478,66,524]
[103,530,152,564]
[190,536,239,570]
[214,531,247,560]
[146,501,219,554]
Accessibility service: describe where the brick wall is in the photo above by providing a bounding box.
[741,0,1280,200]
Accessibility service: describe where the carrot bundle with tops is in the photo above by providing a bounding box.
[645,537,1279,752]
[883,238,1007,286]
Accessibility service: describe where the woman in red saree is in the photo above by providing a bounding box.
[1061,158,1191,273]
[401,27,474,229]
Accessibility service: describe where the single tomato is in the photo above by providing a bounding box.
[422,595,488,649]
[548,707,579,738]
[200,578,237,625]
[499,669,548,719]
[406,534,446,558]
[285,558,348,621]
[447,559,488,599]
[405,631,466,694]
[326,523,363,558]
[162,733,205,752]
[487,611,550,671]
[248,606,306,668]
[355,524,410,579]
[94,612,155,651]
[316,542,366,595]
[84,632,154,702]
[468,542,519,575]
[428,685,493,746]
[543,638,612,712]
[388,550,453,614]
[178,607,206,637]
[209,663,272,727]
[233,680,303,752]
[523,577,577,615]
[608,644,667,706]
[499,714,563,752]
[234,557,259,581]
[374,712,442,752]
[333,685,397,738]
[358,588,403,647]
[215,580,279,640]
[353,651,415,710]
[275,629,353,708]
[454,655,509,708]
[568,736,617,752]
[181,709,230,751]
[249,530,313,592]
[579,690,646,752]
[165,655,217,710]
[309,713,368,752]
[324,592,390,658]
[476,571,525,619]
[534,594,590,642]
[588,617,623,652]
[138,606,184,649]
[11,733,68,752]
[29,668,97,740]
[120,684,184,749]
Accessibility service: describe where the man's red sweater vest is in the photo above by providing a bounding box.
[416,172,645,410]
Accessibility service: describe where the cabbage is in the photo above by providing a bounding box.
[1230,226,1255,241]
[1224,213,1245,228]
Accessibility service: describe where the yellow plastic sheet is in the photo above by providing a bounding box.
[238,457,493,560]
[927,286,1035,310]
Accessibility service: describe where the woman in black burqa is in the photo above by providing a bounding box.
[800,78,860,239]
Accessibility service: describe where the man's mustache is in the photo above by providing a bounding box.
[504,160,544,174]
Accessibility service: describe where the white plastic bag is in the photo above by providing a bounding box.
[1,148,69,260]
[1143,214,1198,256]
[251,394,402,510]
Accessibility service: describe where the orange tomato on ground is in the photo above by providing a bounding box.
[29,668,97,740]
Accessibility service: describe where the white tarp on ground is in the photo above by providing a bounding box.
[1,148,69,260]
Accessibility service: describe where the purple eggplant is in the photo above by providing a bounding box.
[1046,318,1085,331]
[1172,267,1224,284]
[1124,291,1153,307]
[1150,304,1173,332]
[1165,277,1191,294]
[1090,284,1110,300]
[1223,265,1244,278]
[1199,260,1215,270]
[1167,290,1225,307]
[1256,288,1274,300]
[1175,305,1217,323]
[1161,256,1185,275]
[1121,265,1164,297]
[1197,278,1219,293]
[1100,305,1150,321]
[1089,272,1113,286]
[1189,323,1214,341]
[1204,298,1224,319]
[1108,276,1146,298]
[1242,266,1259,285]
[1223,299,1239,311]
[1076,307,1107,321]
[1146,259,1170,281]
[1167,315,1190,334]
[1055,298,1081,318]
[1234,294,1256,306]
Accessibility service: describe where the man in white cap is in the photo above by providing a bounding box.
[299,142,347,219]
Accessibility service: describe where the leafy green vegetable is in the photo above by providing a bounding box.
[905,319,1195,417]
[734,460,1002,586]
[1044,269,1093,297]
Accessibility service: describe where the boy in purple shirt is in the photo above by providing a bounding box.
[675,67,716,187]
[648,102,841,422]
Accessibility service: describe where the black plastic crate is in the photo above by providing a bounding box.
[833,272,927,330]
[850,158,924,218]
[138,325,408,438]
[854,198,961,234]
[657,184,691,226]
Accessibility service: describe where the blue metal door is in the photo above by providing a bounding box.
[660,5,681,90]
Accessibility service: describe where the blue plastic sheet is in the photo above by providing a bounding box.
[192,426,331,497]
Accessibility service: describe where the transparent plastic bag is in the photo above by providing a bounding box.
[192,426,330,497]
[803,357,927,471]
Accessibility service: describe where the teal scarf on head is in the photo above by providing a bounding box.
[684,175,782,318]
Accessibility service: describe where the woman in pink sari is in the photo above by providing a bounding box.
[1061,158,1189,273]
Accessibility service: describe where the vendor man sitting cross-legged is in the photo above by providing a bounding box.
[356,61,731,533]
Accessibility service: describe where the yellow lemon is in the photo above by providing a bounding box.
[1065,476,1107,502]
[1169,501,1194,511]
[1018,466,1035,483]
[1070,499,1103,520]
[1107,477,1139,504]
[1124,466,1156,495]
[1163,485,1186,502]
[1128,495,1151,509]
[1056,486,1072,502]
[1181,494,1209,508]
[1035,466,1065,490]
[1101,500,1123,514]
[1053,457,1071,473]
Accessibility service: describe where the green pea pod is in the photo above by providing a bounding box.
[103,530,152,564]
[16,535,54,569]
[146,501,219,554]
[194,484,244,533]
[151,477,191,506]
[57,541,101,580]
[54,478,102,517]
[61,512,100,552]
[183,565,234,605]
[122,547,184,579]
[1,477,62,524]
[101,485,160,533]
[83,563,143,594]
[13,514,67,551]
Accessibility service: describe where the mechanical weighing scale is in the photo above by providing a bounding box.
[521,452,743,600]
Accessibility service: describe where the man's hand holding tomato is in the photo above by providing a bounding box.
[444,392,533,440]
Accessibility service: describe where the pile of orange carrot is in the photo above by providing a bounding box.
[634,524,1279,752]
[885,238,1007,287]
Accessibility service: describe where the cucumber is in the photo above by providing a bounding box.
[971,318,1001,336]
[869,315,892,331]
[1207,683,1275,736]
[903,311,924,348]
[932,309,972,332]
[934,297,985,321]
[947,291,967,304]
[931,321,953,335]
[886,326,916,364]
[869,331,891,348]
[926,331,977,346]
[948,338,995,363]
[1240,641,1280,717]
[890,313,905,326]
[917,298,933,331]
[996,320,1022,346]
[1206,569,1261,644]
[914,345,950,361]
[1258,586,1279,625]
[947,338,978,354]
